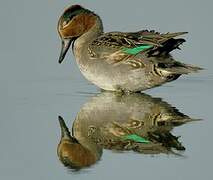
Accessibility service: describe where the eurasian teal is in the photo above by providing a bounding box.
[57,93,198,169]
[57,5,202,92]
[57,116,102,169]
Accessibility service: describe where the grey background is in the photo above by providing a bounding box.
[1,0,213,179]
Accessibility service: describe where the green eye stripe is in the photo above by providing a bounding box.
[63,9,89,22]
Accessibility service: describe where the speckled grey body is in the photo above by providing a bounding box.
[59,7,202,92]
[72,92,194,153]
[73,20,168,92]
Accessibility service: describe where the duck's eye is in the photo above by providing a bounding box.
[61,7,86,28]
[62,20,69,28]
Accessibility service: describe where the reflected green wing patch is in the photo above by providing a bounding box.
[122,134,150,143]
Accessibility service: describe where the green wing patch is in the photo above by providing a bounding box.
[123,45,153,55]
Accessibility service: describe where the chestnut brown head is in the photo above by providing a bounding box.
[57,116,99,169]
[57,5,97,63]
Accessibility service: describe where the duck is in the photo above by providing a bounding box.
[57,4,202,92]
[57,93,198,169]
[57,116,102,169]
[71,92,195,153]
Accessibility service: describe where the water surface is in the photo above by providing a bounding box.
[1,0,213,179]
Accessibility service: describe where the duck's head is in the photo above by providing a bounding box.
[57,5,98,63]
[57,116,99,169]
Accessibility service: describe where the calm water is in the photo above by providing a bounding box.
[1,0,213,179]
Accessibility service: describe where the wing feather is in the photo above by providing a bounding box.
[88,30,187,66]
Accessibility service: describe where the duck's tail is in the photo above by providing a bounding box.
[156,62,203,78]
[161,63,203,75]
[148,37,186,56]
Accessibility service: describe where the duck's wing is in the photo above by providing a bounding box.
[88,30,188,65]
[88,30,203,74]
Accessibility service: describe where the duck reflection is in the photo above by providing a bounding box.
[57,92,197,170]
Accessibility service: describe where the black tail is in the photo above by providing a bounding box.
[148,38,186,56]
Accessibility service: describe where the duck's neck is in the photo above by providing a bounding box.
[73,16,103,59]
[73,123,103,162]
